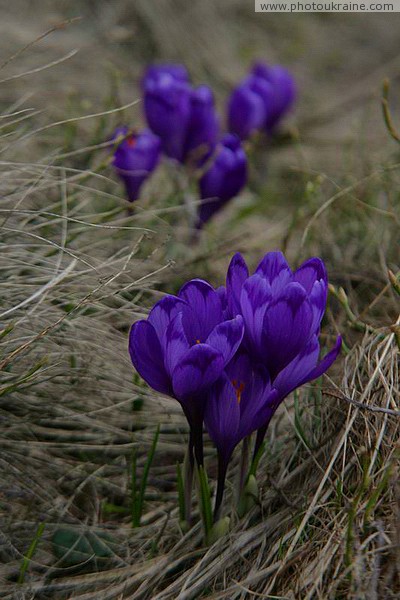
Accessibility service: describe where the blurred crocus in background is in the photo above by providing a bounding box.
[253,63,296,133]
[197,133,247,227]
[111,127,161,202]
[227,73,274,140]
[183,85,220,164]
[142,63,219,164]
[141,63,190,87]
[228,62,296,139]
[110,61,296,222]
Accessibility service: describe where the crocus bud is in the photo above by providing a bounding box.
[143,71,192,162]
[207,516,230,545]
[227,74,274,140]
[142,64,219,165]
[141,63,189,90]
[237,475,259,517]
[197,134,247,226]
[184,85,219,165]
[227,62,296,139]
[251,63,296,133]
[112,127,161,202]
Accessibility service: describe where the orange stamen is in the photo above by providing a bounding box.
[231,379,245,404]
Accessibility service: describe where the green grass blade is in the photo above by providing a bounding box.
[133,424,160,527]
[131,446,138,527]
[294,391,311,449]
[248,441,266,479]
[198,466,212,538]
[18,522,45,584]
[176,462,186,523]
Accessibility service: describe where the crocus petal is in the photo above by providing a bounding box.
[251,63,296,132]
[216,285,229,317]
[129,320,171,395]
[184,85,219,164]
[308,279,328,333]
[120,175,145,203]
[164,312,190,377]
[231,357,270,415]
[250,75,276,128]
[243,388,279,439]
[228,84,266,140]
[204,375,240,457]
[172,343,224,400]
[179,279,223,342]
[197,134,247,226]
[226,252,249,317]
[262,282,314,375]
[206,315,244,366]
[148,295,186,342]
[141,63,189,89]
[273,335,341,399]
[240,274,272,355]
[294,257,327,293]
[255,251,292,288]
[301,335,342,383]
[263,65,297,132]
[237,369,274,438]
[294,257,328,333]
[217,145,247,201]
[144,74,192,161]
[272,334,320,398]
[112,128,161,202]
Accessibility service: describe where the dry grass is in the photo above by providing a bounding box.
[0,3,399,599]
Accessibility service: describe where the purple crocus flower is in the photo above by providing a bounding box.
[205,351,278,517]
[143,64,219,164]
[228,74,274,140]
[227,62,296,139]
[201,251,340,516]
[184,85,219,164]
[129,279,244,465]
[252,63,296,133]
[197,134,247,227]
[225,250,341,452]
[205,353,277,461]
[112,127,161,202]
[143,70,192,162]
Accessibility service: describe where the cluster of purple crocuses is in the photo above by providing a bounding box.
[129,250,341,524]
[111,62,296,227]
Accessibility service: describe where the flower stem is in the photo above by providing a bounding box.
[237,436,250,502]
[253,425,267,466]
[183,404,204,468]
[183,434,194,524]
[198,465,213,538]
[213,454,229,522]
[191,422,204,467]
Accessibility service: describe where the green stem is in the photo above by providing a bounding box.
[213,454,229,523]
[183,434,194,524]
[198,465,212,538]
[238,436,250,502]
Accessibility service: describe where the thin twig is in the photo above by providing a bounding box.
[324,389,400,417]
